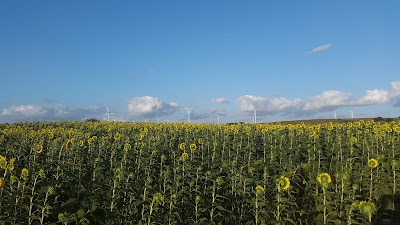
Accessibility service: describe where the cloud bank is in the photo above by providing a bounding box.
[236,81,400,116]
[1,82,399,123]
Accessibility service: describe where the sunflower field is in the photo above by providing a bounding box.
[0,120,400,225]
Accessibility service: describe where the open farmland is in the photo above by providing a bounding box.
[1,121,400,224]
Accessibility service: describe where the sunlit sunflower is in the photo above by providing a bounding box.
[21,168,29,181]
[197,138,203,144]
[368,158,378,168]
[276,176,290,191]
[0,177,5,190]
[190,143,197,153]
[255,185,265,194]
[317,173,332,187]
[8,158,16,172]
[65,139,73,149]
[114,132,121,141]
[124,143,132,152]
[0,155,7,170]
[32,144,43,154]
[180,152,189,161]
[179,143,186,151]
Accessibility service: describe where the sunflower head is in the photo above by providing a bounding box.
[21,168,29,181]
[359,201,376,217]
[190,143,197,153]
[368,158,378,168]
[0,155,7,170]
[32,144,43,154]
[0,177,5,190]
[276,176,290,192]
[255,185,265,194]
[317,173,332,187]
[123,143,131,152]
[180,152,189,161]
[8,158,16,172]
[179,143,186,151]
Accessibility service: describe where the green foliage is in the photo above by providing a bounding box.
[0,120,399,224]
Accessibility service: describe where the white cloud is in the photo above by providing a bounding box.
[302,90,352,111]
[357,89,390,105]
[211,97,229,104]
[307,43,332,54]
[236,81,400,116]
[390,81,400,99]
[236,95,302,114]
[1,105,48,117]
[237,91,352,115]
[128,96,180,117]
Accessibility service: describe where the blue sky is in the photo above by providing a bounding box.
[1,1,400,123]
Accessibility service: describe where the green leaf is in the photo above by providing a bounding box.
[61,198,78,208]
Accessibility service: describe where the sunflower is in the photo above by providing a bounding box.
[8,158,16,172]
[255,185,265,194]
[114,132,121,141]
[197,138,203,144]
[368,158,378,168]
[124,143,132,152]
[190,143,197,153]
[32,144,43,154]
[0,177,5,190]
[180,152,189,161]
[21,168,29,181]
[359,201,376,221]
[276,176,290,191]
[179,143,186,151]
[0,155,7,170]
[317,173,332,187]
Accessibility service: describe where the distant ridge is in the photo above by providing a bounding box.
[271,117,400,125]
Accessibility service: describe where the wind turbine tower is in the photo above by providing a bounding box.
[217,113,220,124]
[349,110,354,119]
[104,106,114,122]
[251,107,259,124]
[334,110,337,119]
[184,107,193,123]
[156,115,160,123]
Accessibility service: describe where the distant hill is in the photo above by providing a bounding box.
[271,117,400,125]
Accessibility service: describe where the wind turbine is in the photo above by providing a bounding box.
[156,115,160,123]
[104,106,114,122]
[251,107,258,124]
[216,113,221,124]
[334,110,337,119]
[349,110,354,119]
[184,107,193,123]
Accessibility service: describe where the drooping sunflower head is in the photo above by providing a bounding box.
[179,143,186,151]
[317,173,332,187]
[276,176,290,192]
[8,158,16,172]
[21,168,29,181]
[123,143,131,152]
[32,144,43,154]
[368,158,378,168]
[114,132,121,141]
[0,155,7,170]
[180,152,189,161]
[359,201,376,216]
[255,185,265,194]
[0,177,5,190]
[190,143,197,153]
